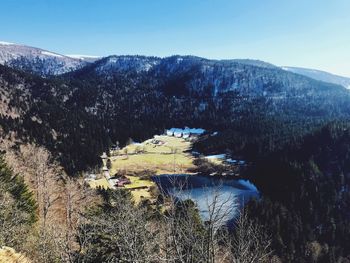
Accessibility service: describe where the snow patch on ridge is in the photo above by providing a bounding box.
[41,51,63,58]
[281,67,290,71]
[0,41,15,45]
[66,54,101,60]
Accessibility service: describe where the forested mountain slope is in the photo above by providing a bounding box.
[0,65,111,173]
[247,123,350,262]
[62,55,350,159]
[1,53,350,173]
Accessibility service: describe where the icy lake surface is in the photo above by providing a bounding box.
[152,174,259,224]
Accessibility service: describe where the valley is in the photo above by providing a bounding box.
[88,131,250,206]
[85,130,259,222]
[0,40,350,262]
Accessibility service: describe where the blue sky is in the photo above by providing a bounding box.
[1,0,349,76]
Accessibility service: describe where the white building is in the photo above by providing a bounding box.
[166,129,174,136]
[173,128,183,137]
[166,127,205,138]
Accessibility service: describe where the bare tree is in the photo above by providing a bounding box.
[231,208,273,263]
[59,177,96,263]
[155,178,273,263]
[156,180,236,263]
[29,225,61,263]
[20,144,61,226]
[77,190,158,263]
[18,144,66,263]
[75,178,272,263]
[203,187,237,263]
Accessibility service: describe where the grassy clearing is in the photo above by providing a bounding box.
[110,153,193,175]
[88,178,110,189]
[86,135,195,203]
[118,135,192,154]
[124,175,155,189]
[110,135,195,175]
[123,176,155,204]
[109,135,195,203]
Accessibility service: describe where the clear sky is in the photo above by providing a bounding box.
[1,0,349,76]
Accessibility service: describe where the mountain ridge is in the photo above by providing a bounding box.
[2,40,349,92]
[282,66,350,89]
[0,40,87,76]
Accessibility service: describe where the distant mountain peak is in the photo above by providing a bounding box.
[282,66,350,89]
[0,41,87,76]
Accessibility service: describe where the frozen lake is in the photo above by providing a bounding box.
[152,174,259,225]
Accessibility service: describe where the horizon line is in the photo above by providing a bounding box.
[1,39,350,79]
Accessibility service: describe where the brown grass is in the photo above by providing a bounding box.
[0,247,31,263]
